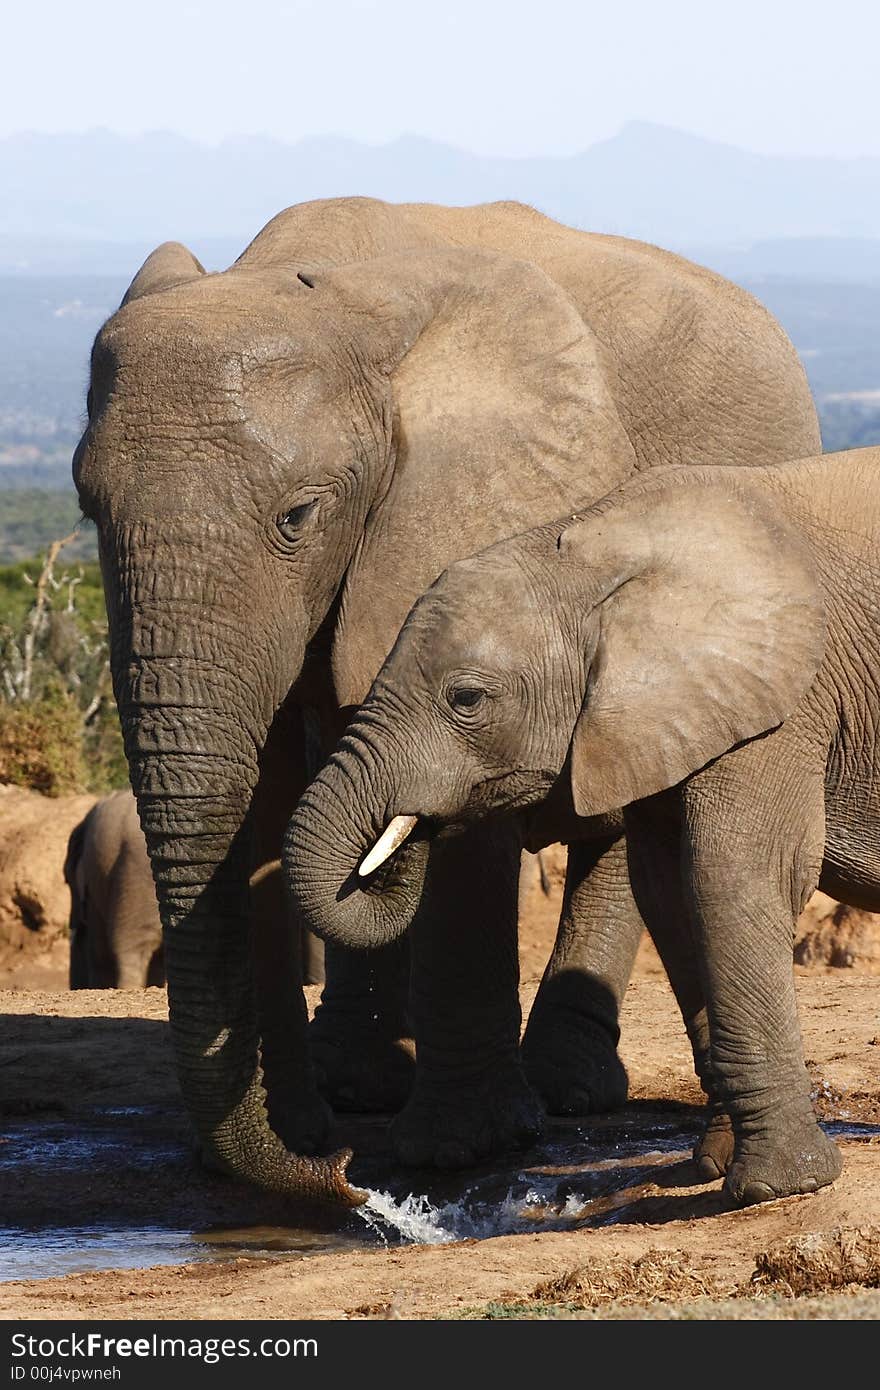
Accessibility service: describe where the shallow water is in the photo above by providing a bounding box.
[1,1110,875,1281]
[0,1223,372,1281]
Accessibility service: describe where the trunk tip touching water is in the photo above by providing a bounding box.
[326,1148,368,1206]
[197,1070,369,1206]
[112,615,374,1204]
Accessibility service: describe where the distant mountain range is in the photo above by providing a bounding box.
[4,119,880,539]
[3,123,880,275]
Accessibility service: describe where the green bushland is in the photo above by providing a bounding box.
[0,685,128,796]
[0,555,106,629]
[0,542,126,796]
[0,491,98,565]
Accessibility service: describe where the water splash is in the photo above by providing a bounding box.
[356,1190,460,1245]
[356,1184,577,1245]
[353,1130,710,1245]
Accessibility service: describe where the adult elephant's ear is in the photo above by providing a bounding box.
[121,242,206,306]
[324,248,637,706]
[560,475,826,818]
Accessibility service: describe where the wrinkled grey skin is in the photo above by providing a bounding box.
[286,449,880,1205]
[73,197,819,1201]
[65,791,164,989]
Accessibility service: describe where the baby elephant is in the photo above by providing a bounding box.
[286,448,880,1206]
[65,790,164,989]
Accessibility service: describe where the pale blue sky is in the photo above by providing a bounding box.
[4,0,879,158]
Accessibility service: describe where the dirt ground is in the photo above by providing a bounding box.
[0,786,96,989]
[0,860,878,1321]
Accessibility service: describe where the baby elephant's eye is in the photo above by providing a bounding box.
[448,686,485,711]
[277,500,318,541]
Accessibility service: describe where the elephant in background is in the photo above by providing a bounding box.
[64,791,324,992]
[286,449,880,1204]
[65,791,164,989]
[73,196,819,1203]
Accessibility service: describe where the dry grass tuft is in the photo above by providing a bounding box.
[522,1228,880,1318]
[534,1248,727,1308]
[750,1226,880,1297]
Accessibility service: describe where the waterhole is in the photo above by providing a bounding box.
[0,1110,874,1281]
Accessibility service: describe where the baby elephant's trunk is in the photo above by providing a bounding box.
[284,734,428,951]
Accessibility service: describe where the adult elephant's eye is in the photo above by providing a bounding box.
[448,685,485,711]
[277,500,318,541]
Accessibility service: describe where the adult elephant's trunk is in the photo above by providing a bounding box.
[118,672,364,1206]
[284,724,429,953]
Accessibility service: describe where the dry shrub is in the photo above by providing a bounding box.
[751,1226,880,1296]
[0,693,87,795]
[0,538,126,796]
[534,1249,726,1308]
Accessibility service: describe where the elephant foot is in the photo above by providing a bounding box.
[693,1105,734,1180]
[521,1011,628,1116]
[392,1060,545,1169]
[722,1120,842,1207]
[309,1016,415,1114]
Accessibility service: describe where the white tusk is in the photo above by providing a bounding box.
[359,815,418,877]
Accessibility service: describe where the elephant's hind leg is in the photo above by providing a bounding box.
[68,896,90,990]
[521,834,635,1115]
[681,746,841,1206]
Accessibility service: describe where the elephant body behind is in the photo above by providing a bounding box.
[65,790,164,990]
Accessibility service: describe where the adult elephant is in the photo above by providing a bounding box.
[73,197,819,1203]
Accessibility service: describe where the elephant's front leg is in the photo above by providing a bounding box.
[521,834,637,1115]
[249,706,331,1153]
[308,939,416,1112]
[679,753,841,1206]
[392,820,544,1168]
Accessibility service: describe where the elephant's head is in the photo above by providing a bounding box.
[72,212,634,1201]
[285,470,826,951]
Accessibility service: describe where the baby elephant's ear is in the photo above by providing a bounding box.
[561,478,826,819]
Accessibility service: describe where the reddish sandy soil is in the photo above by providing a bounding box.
[0,876,878,1320]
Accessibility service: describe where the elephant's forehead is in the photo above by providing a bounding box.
[408,562,544,678]
[96,272,329,380]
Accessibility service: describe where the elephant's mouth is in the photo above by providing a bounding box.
[355,769,561,880]
[343,818,437,898]
[358,814,421,877]
[461,768,560,828]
